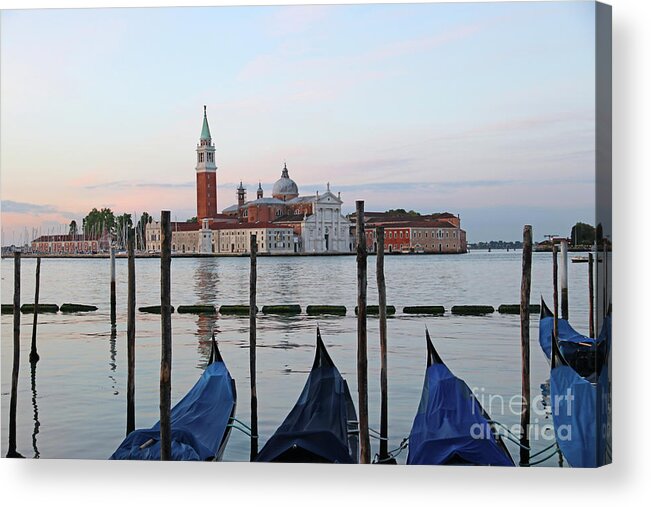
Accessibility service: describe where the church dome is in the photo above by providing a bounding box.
[272,163,299,200]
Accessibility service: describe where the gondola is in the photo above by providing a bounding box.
[406,329,514,466]
[254,328,359,463]
[550,312,611,468]
[110,335,237,461]
[539,297,597,378]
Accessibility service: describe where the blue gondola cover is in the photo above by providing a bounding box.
[254,331,358,463]
[539,299,595,362]
[110,359,236,461]
[407,334,514,466]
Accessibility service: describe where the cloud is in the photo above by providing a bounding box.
[2,200,63,215]
[83,180,194,190]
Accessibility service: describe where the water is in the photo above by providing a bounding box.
[0,251,595,464]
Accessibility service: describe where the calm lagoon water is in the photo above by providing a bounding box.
[1,251,595,464]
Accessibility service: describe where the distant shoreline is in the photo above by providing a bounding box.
[1,250,469,259]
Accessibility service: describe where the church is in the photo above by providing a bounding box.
[222,165,353,253]
[146,107,353,254]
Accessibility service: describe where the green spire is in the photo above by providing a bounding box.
[200,105,211,141]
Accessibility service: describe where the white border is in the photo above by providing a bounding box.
[1,0,649,504]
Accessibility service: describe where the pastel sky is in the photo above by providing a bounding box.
[0,1,596,244]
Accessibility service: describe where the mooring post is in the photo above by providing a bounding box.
[560,239,569,320]
[356,201,370,464]
[160,211,172,460]
[7,251,23,458]
[249,233,258,461]
[588,252,595,338]
[29,257,41,364]
[519,225,532,466]
[552,241,559,343]
[376,226,391,464]
[552,241,563,467]
[110,244,116,324]
[126,227,136,436]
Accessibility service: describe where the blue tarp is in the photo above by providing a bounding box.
[550,313,611,468]
[407,335,514,466]
[551,364,598,467]
[110,359,236,461]
[539,311,595,362]
[255,331,358,463]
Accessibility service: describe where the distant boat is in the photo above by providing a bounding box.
[109,336,237,461]
[572,255,602,263]
[406,329,514,466]
[254,328,359,463]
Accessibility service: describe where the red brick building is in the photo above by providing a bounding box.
[31,233,110,254]
[356,211,467,254]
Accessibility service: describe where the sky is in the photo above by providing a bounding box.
[0,1,597,244]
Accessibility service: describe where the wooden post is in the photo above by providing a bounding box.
[552,242,559,343]
[560,239,569,320]
[376,226,391,463]
[588,252,595,338]
[552,241,563,467]
[110,245,116,324]
[29,257,41,364]
[356,201,370,464]
[159,211,172,460]
[7,251,23,458]
[126,227,136,436]
[519,225,532,466]
[249,234,258,461]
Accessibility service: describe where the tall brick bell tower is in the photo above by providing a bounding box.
[196,105,217,221]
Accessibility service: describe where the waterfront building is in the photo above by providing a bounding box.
[354,211,467,254]
[31,233,110,254]
[224,167,353,253]
[144,107,465,255]
[146,107,353,254]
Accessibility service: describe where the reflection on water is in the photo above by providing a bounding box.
[193,258,219,304]
[0,252,602,463]
[109,324,118,396]
[30,362,40,459]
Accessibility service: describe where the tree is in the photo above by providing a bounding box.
[69,220,78,237]
[186,216,197,223]
[82,208,115,238]
[385,208,421,217]
[136,212,151,250]
[571,222,595,246]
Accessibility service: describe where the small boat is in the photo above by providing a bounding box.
[550,319,610,468]
[254,328,359,463]
[539,297,598,378]
[571,256,589,263]
[406,329,514,466]
[110,336,237,461]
